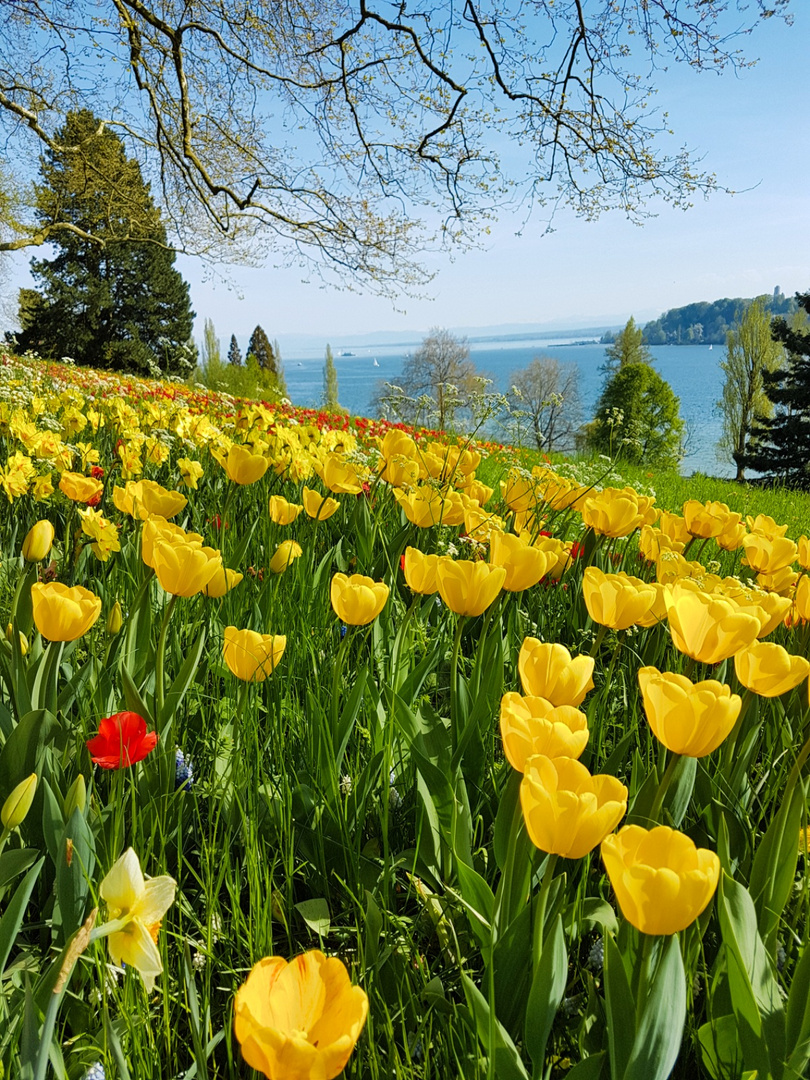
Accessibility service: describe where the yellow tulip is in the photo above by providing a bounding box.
[499,693,589,770]
[6,624,29,655]
[532,468,589,511]
[582,567,659,630]
[177,457,204,489]
[734,641,810,698]
[323,453,365,494]
[31,582,102,641]
[537,537,575,581]
[658,511,691,547]
[502,469,538,513]
[489,532,555,592]
[269,540,303,575]
[682,499,739,539]
[639,525,683,563]
[378,430,420,487]
[22,520,55,562]
[463,505,505,542]
[716,519,748,552]
[757,566,799,595]
[655,552,706,586]
[741,534,797,575]
[601,825,720,935]
[581,487,656,538]
[330,573,389,625]
[463,478,495,507]
[234,950,369,1080]
[1,773,37,830]
[794,575,810,620]
[634,582,670,628]
[268,495,304,526]
[520,755,628,859]
[113,479,187,520]
[518,638,595,707]
[302,486,340,521]
[141,517,203,570]
[152,540,223,597]
[106,601,123,635]
[435,558,505,617]
[58,470,104,504]
[637,666,741,756]
[403,547,440,595]
[99,848,176,992]
[204,568,244,598]
[665,584,760,665]
[720,583,792,639]
[746,514,788,540]
[222,443,269,485]
[798,536,810,571]
[394,486,447,528]
[223,626,287,681]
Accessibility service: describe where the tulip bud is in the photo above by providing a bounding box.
[107,601,123,636]
[1,773,37,830]
[5,624,29,656]
[64,774,87,819]
[22,520,55,562]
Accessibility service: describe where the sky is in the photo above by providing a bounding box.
[4,5,808,346]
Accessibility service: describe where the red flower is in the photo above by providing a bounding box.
[86,712,158,769]
[91,465,105,479]
[87,492,102,507]
[400,554,406,571]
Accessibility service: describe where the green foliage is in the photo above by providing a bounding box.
[717,297,785,480]
[15,109,195,377]
[587,360,684,467]
[194,349,285,402]
[642,290,797,346]
[227,334,242,367]
[322,343,342,412]
[603,316,652,370]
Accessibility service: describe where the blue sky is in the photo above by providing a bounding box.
[5,6,808,344]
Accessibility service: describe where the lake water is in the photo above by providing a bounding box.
[280,337,729,477]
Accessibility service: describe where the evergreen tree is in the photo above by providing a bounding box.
[586,362,683,468]
[272,338,288,398]
[717,298,784,481]
[247,325,277,375]
[17,109,195,376]
[603,316,652,372]
[322,344,340,411]
[738,293,810,486]
[227,335,243,367]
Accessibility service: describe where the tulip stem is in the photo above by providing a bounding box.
[330,626,353,742]
[589,624,607,658]
[721,689,754,776]
[649,752,682,824]
[154,594,178,723]
[450,616,466,757]
[534,852,559,962]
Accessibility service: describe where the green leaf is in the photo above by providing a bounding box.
[665,754,696,827]
[454,854,495,950]
[604,932,635,1079]
[525,914,567,1077]
[334,664,368,771]
[0,857,44,976]
[461,973,530,1080]
[0,847,39,891]
[749,781,803,946]
[55,807,95,942]
[718,872,785,1078]
[161,626,206,734]
[0,709,57,796]
[697,1014,746,1080]
[120,664,154,727]
[565,1052,606,1080]
[624,935,687,1080]
[40,776,64,865]
[295,898,331,937]
[786,940,810,1067]
[364,890,383,966]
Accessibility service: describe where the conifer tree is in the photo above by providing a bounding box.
[227,334,243,367]
[323,344,340,411]
[247,325,276,375]
[17,109,195,376]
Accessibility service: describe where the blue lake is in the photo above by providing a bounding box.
[280,337,729,477]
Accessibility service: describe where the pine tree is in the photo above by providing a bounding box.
[247,325,277,375]
[323,344,340,411]
[17,109,195,376]
[227,335,243,367]
[737,293,810,486]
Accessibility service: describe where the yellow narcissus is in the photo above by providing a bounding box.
[152,540,223,597]
[114,479,188,520]
[403,547,441,595]
[142,517,203,570]
[601,826,720,936]
[31,582,102,642]
[734,641,810,698]
[580,487,657,538]
[223,626,287,681]
[234,950,369,1080]
[435,558,506,617]
[177,457,204,489]
[99,848,176,993]
[741,534,798,575]
[582,567,659,630]
[330,573,389,626]
[499,693,589,770]
[489,531,555,592]
[22,519,55,562]
[302,486,340,521]
[269,540,303,575]
[268,495,304,526]
[204,568,244,598]
[682,499,739,540]
[665,583,760,665]
[222,444,269,486]
[58,470,104,504]
[518,638,595,707]
[520,755,628,859]
[637,666,741,756]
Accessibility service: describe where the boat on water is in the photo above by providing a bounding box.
[373,359,379,367]
[340,350,355,357]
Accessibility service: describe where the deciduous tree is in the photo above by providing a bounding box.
[508,356,581,453]
[376,328,481,430]
[603,317,653,373]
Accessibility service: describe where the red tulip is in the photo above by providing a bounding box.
[86,712,158,769]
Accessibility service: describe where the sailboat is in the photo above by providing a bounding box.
[373,358,380,367]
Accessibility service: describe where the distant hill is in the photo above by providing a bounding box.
[601,289,798,346]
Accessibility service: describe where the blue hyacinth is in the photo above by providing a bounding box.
[175,748,193,791]
[83,1064,106,1080]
